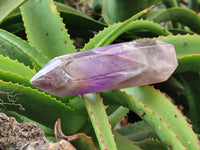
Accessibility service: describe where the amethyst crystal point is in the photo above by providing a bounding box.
[30,40,178,97]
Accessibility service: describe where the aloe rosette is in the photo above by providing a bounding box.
[1,0,200,149]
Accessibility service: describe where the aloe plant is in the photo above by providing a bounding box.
[0,0,200,149]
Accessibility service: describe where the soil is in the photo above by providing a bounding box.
[0,113,76,150]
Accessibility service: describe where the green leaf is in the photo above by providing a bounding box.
[83,9,155,50]
[117,121,158,141]
[71,137,95,150]
[168,29,194,35]
[0,55,35,78]
[0,31,32,68]
[90,0,102,12]
[153,7,200,34]
[0,13,26,39]
[0,55,34,88]
[54,0,65,3]
[0,71,32,88]
[63,96,88,117]
[82,19,171,46]
[20,0,76,59]
[101,91,185,149]
[176,55,200,73]
[0,0,26,23]
[101,88,200,149]
[188,0,199,12]
[0,80,88,135]
[161,0,178,8]
[57,3,106,40]
[1,2,106,41]
[55,0,105,31]
[83,93,117,150]
[102,0,162,24]
[113,131,142,150]
[135,138,167,150]
[0,29,49,70]
[124,86,200,150]
[177,72,200,133]
[146,9,166,21]
[55,1,84,15]
[155,35,200,73]
[109,106,129,128]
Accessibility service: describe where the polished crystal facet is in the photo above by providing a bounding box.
[30,40,178,97]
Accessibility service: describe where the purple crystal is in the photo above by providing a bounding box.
[30,40,178,97]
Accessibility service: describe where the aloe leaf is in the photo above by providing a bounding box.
[65,96,88,117]
[125,20,171,35]
[54,0,65,3]
[113,131,142,150]
[153,7,200,34]
[0,14,26,40]
[101,91,185,149]
[168,29,194,35]
[155,35,200,73]
[55,1,106,40]
[0,29,48,70]
[160,0,179,28]
[102,0,162,24]
[0,80,88,135]
[1,2,106,41]
[90,0,102,12]
[101,88,200,149]
[0,32,32,68]
[135,138,167,150]
[106,105,120,116]
[109,106,129,128]
[55,0,105,28]
[0,55,35,78]
[161,0,178,7]
[20,0,76,59]
[0,55,35,89]
[83,18,171,51]
[163,76,184,90]
[59,11,105,40]
[117,121,158,141]
[188,0,199,12]
[177,72,200,133]
[124,86,200,150]
[176,55,200,73]
[82,9,149,50]
[147,9,166,21]
[72,138,95,150]
[0,0,26,23]
[83,93,117,150]
[54,1,83,15]
[0,71,33,88]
